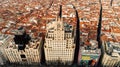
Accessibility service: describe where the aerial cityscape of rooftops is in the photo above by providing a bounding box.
[0,0,120,67]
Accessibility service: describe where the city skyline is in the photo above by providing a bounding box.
[0,0,120,67]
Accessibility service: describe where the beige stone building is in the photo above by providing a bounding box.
[101,41,120,67]
[0,34,14,65]
[4,36,43,65]
[44,17,75,65]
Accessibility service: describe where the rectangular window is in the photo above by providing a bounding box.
[22,59,27,62]
[20,54,26,58]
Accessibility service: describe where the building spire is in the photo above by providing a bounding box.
[55,5,64,30]
[59,5,62,19]
[56,5,62,21]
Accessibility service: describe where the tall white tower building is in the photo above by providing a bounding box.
[44,15,75,64]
